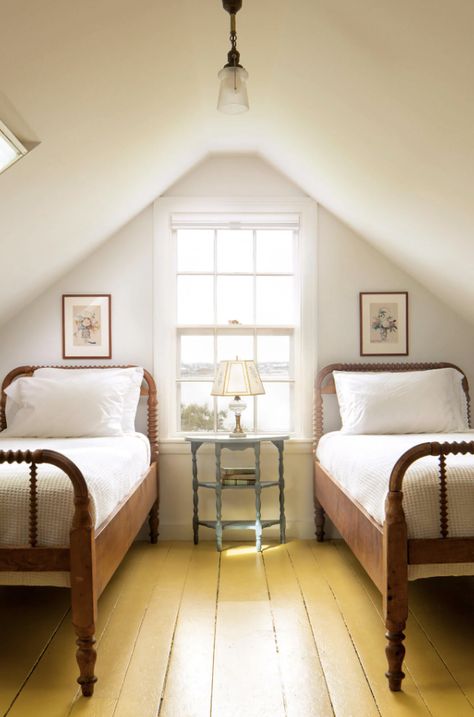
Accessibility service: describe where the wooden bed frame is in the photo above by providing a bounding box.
[0,365,159,697]
[314,362,474,691]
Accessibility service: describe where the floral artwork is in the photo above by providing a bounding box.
[63,295,111,358]
[360,292,408,356]
[370,303,398,343]
[73,306,102,346]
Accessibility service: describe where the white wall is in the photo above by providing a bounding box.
[1,154,473,542]
[0,206,153,375]
[165,153,307,197]
[318,207,474,385]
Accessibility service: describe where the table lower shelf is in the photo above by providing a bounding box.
[197,481,280,489]
[198,519,281,530]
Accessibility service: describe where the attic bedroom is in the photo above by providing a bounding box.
[1,1,473,716]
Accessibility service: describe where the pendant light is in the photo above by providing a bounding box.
[217,0,249,114]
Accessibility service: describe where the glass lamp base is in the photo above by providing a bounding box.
[228,396,247,437]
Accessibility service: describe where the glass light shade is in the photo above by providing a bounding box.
[217,66,249,114]
[211,359,264,397]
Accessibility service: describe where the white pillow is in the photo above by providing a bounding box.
[5,392,19,426]
[3,375,130,438]
[32,367,144,433]
[333,368,468,434]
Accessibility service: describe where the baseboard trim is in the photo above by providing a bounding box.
[154,519,333,542]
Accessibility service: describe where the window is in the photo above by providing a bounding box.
[0,120,27,174]
[154,198,316,440]
[176,221,297,434]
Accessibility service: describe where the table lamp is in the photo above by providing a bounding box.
[211,358,265,437]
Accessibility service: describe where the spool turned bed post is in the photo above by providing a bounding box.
[58,453,98,697]
[383,441,433,691]
[70,492,97,697]
[314,500,326,542]
[382,487,408,691]
[144,368,159,544]
[148,501,159,544]
[314,372,326,541]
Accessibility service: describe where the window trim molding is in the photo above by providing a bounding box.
[153,195,317,440]
[0,120,27,174]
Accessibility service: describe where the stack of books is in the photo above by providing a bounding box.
[221,467,256,486]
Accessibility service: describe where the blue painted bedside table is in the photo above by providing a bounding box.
[185,434,289,552]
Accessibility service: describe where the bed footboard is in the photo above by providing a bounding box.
[0,449,98,696]
[384,439,474,690]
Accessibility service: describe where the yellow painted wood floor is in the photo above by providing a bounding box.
[0,540,473,717]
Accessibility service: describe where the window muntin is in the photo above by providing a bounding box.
[175,221,297,434]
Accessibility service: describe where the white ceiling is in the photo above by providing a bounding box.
[1,0,474,325]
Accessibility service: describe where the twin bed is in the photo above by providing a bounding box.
[0,364,158,696]
[314,362,474,691]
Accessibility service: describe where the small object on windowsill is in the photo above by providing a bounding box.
[228,319,241,325]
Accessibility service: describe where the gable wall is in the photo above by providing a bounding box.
[1,157,473,539]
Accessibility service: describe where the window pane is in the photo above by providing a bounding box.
[256,230,293,273]
[177,229,214,272]
[217,396,254,433]
[256,277,294,325]
[180,335,214,377]
[217,276,253,324]
[257,335,290,377]
[177,276,214,324]
[217,229,253,273]
[217,334,254,362]
[257,383,292,433]
[180,382,215,432]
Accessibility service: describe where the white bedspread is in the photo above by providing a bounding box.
[317,431,474,579]
[0,433,150,586]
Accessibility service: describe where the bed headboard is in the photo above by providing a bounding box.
[0,365,158,463]
[314,362,471,445]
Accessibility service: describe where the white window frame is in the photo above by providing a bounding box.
[176,326,296,435]
[154,196,317,441]
[0,120,27,174]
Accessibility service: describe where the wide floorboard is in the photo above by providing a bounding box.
[0,540,473,717]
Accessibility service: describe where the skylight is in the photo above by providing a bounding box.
[0,120,27,174]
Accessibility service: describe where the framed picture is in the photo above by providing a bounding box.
[62,294,112,359]
[360,292,408,356]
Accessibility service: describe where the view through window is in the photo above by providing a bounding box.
[175,220,298,434]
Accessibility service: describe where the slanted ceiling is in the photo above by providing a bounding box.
[1,0,474,325]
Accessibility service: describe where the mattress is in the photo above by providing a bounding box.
[0,433,150,586]
[316,431,474,579]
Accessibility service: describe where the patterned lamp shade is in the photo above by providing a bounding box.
[211,359,265,397]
